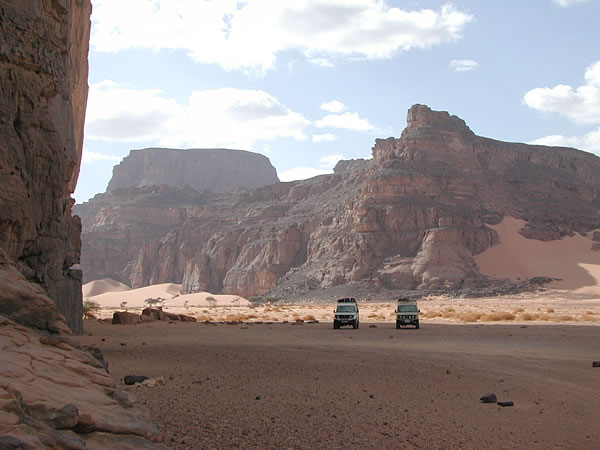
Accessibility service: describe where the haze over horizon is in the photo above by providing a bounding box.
[76,0,600,203]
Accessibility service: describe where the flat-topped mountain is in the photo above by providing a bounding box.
[107,147,280,193]
[76,105,600,297]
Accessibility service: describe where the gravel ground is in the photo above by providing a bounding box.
[79,320,600,449]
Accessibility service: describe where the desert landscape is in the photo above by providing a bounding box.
[2,1,600,449]
[79,316,600,449]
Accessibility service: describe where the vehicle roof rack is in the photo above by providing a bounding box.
[337,298,356,303]
[397,297,413,302]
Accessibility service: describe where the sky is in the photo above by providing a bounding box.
[75,0,600,203]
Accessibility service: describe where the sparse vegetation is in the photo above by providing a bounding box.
[83,300,100,320]
[206,296,217,307]
[248,296,263,303]
[145,298,161,307]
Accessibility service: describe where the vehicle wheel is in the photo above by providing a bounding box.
[396,320,400,329]
[333,321,339,329]
[415,321,420,329]
[356,320,359,329]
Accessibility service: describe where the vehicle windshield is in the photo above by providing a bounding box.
[397,305,417,312]
[336,305,356,313]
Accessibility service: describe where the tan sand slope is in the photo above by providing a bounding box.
[475,217,600,293]
[84,282,250,309]
[82,278,130,298]
[85,283,182,308]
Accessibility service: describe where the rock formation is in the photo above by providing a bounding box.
[107,147,280,193]
[0,0,89,333]
[77,105,600,298]
[0,2,165,447]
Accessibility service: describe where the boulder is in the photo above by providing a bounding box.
[124,375,149,385]
[480,393,497,403]
[112,311,141,325]
[141,307,165,321]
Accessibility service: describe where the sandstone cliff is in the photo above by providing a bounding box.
[0,2,165,447]
[77,105,600,298]
[0,0,89,333]
[107,147,280,193]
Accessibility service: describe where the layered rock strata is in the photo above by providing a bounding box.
[78,105,600,297]
[1,2,165,447]
[107,147,280,193]
[0,0,90,333]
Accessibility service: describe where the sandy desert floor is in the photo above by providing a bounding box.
[79,316,600,449]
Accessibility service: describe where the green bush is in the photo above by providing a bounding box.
[83,300,100,320]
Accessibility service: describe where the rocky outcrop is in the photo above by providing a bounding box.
[0,2,166,447]
[0,0,90,333]
[78,105,600,297]
[0,315,164,448]
[107,147,280,193]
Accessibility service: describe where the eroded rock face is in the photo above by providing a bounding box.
[78,105,600,297]
[0,315,164,448]
[0,2,166,447]
[107,147,280,193]
[0,0,90,333]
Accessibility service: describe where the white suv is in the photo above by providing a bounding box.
[395,298,420,329]
[333,298,360,329]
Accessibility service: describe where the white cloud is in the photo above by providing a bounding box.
[524,61,600,155]
[449,59,478,72]
[523,61,600,125]
[312,133,338,143]
[552,0,588,7]
[279,166,331,181]
[529,129,600,154]
[85,81,310,150]
[91,0,474,74]
[279,153,345,181]
[316,112,376,132]
[319,154,344,168]
[308,58,335,68]
[82,148,122,163]
[320,100,346,113]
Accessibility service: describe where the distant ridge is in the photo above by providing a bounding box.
[107,147,279,193]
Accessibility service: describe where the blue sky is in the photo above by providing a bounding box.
[75,0,600,203]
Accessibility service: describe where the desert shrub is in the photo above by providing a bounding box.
[518,313,539,321]
[512,307,525,314]
[264,297,280,303]
[584,310,595,315]
[582,315,599,322]
[302,314,316,321]
[481,312,515,321]
[206,296,217,306]
[421,311,440,319]
[368,313,378,318]
[248,296,263,303]
[459,312,481,322]
[83,300,100,320]
[145,298,161,307]
[555,315,574,322]
[546,308,555,313]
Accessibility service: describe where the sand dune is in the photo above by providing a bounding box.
[84,282,250,309]
[83,278,130,298]
[475,217,600,293]
[85,283,182,308]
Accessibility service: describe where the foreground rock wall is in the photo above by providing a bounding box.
[78,105,600,297]
[0,2,167,447]
[0,0,90,333]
